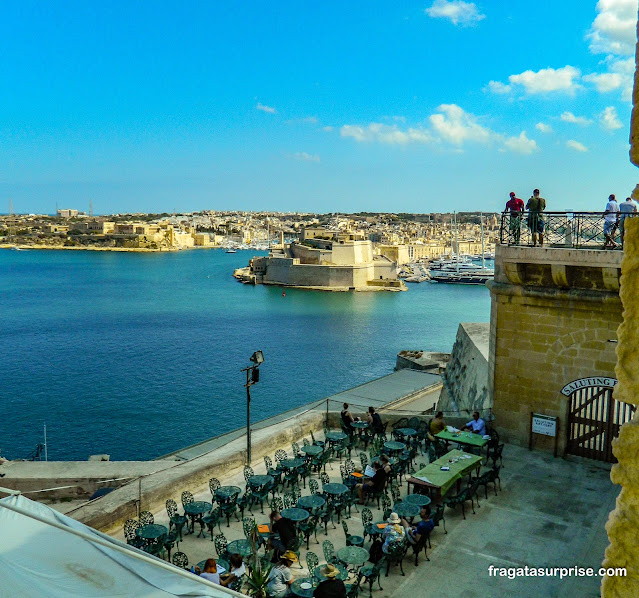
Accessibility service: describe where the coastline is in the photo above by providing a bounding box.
[0,243,225,253]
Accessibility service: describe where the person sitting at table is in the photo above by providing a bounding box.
[340,403,355,427]
[463,412,487,435]
[356,461,387,504]
[366,406,384,435]
[401,506,434,545]
[379,454,393,476]
[382,512,406,554]
[266,551,297,597]
[198,558,220,584]
[268,511,298,561]
[429,412,446,436]
[220,553,246,588]
[313,564,347,598]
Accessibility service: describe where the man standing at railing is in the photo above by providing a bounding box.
[603,194,620,249]
[526,189,546,246]
[619,196,637,246]
[505,191,524,244]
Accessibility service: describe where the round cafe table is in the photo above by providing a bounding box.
[183,501,212,536]
[215,486,242,500]
[227,538,253,557]
[393,502,420,520]
[370,454,397,467]
[395,427,417,437]
[365,521,387,538]
[322,483,348,497]
[136,524,168,540]
[314,561,349,581]
[351,421,369,430]
[247,475,273,488]
[279,458,304,470]
[297,495,326,511]
[291,578,316,597]
[383,441,406,455]
[281,507,310,522]
[403,493,432,508]
[337,546,369,568]
[324,431,347,447]
[300,445,323,456]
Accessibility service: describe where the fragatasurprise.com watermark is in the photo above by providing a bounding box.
[488,565,627,580]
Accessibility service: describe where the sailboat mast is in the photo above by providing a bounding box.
[481,212,485,270]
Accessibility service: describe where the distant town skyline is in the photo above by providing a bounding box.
[1,1,638,214]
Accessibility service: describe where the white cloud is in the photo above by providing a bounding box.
[486,80,512,94]
[508,66,581,94]
[535,122,553,133]
[566,140,588,152]
[587,0,637,56]
[322,126,334,132]
[429,104,492,144]
[560,111,593,125]
[340,123,434,145]
[340,104,538,155]
[503,131,539,155]
[291,152,320,162]
[600,106,624,130]
[582,72,623,92]
[425,0,485,26]
[256,102,276,114]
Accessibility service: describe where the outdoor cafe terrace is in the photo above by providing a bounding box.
[111,416,615,598]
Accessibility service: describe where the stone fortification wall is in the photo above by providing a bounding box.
[437,323,490,417]
[263,257,378,289]
[489,245,621,454]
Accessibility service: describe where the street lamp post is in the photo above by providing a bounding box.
[242,351,264,465]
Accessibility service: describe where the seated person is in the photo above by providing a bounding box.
[268,511,298,559]
[220,553,246,588]
[429,411,446,436]
[266,551,297,597]
[379,454,393,476]
[382,513,406,554]
[313,564,347,598]
[463,411,487,435]
[366,406,384,435]
[356,461,386,504]
[401,506,434,545]
[340,402,355,427]
[199,558,220,584]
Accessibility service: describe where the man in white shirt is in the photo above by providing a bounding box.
[603,194,620,248]
[619,196,638,245]
[463,412,486,435]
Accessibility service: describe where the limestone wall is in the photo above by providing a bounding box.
[437,322,490,417]
[489,245,621,454]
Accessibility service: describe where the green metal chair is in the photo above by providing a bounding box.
[477,465,501,498]
[444,478,480,520]
[172,551,189,569]
[305,551,320,579]
[165,499,187,541]
[341,520,364,547]
[139,511,154,526]
[202,506,222,540]
[309,478,319,495]
[361,508,373,544]
[322,539,336,564]
[237,486,254,519]
[359,558,385,597]
[214,533,229,562]
[384,540,408,577]
[298,514,320,549]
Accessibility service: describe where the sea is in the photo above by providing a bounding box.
[0,248,491,461]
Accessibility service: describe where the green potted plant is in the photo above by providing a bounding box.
[245,561,272,598]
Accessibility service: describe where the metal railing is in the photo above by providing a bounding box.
[499,211,637,249]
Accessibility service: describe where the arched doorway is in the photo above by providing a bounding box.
[562,377,636,463]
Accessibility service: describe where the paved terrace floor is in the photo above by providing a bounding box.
[113,436,617,598]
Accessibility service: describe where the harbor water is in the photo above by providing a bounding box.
[0,249,490,461]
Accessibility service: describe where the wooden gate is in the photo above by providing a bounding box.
[563,379,636,463]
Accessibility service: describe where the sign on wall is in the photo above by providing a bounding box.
[560,377,617,396]
[532,413,557,437]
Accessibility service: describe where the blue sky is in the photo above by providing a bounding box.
[1,0,638,214]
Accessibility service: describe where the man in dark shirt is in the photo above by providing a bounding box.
[340,402,354,427]
[313,564,347,598]
[356,461,387,503]
[367,406,384,435]
[402,506,434,545]
[269,511,297,559]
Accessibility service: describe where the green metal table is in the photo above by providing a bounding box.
[227,538,253,557]
[291,578,316,597]
[436,429,489,448]
[323,483,348,497]
[279,458,305,470]
[392,502,420,520]
[403,493,432,508]
[336,545,369,568]
[351,421,369,430]
[215,486,242,500]
[281,507,310,522]
[383,441,406,455]
[300,445,323,456]
[183,501,212,536]
[394,427,417,437]
[247,475,274,488]
[136,524,167,540]
[297,495,326,510]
